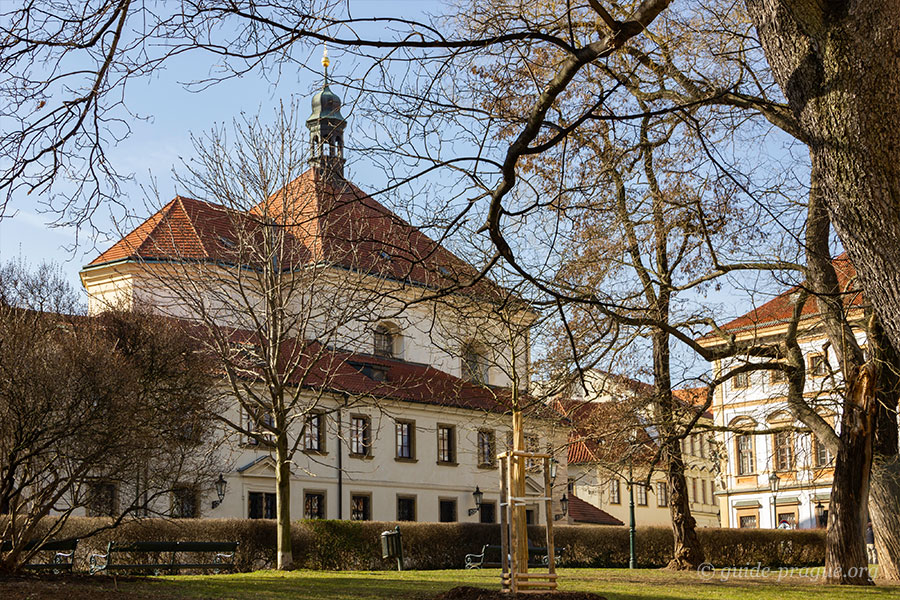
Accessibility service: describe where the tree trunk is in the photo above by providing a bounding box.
[870,458,900,581]
[746,0,900,368]
[275,435,294,571]
[652,328,704,570]
[825,365,877,585]
[869,316,900,581]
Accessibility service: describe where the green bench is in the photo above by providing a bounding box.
[0,538,79,572]
[89,540,238,575]
[464,544,564,569]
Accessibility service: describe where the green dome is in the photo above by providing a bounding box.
[307,84,345,122]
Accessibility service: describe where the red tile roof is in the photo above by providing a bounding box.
[704,254,862,339]
[88,169,496,296]
[568,494,623,526]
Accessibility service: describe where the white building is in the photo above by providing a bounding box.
[698,260,862,529]
[79,77,567,525]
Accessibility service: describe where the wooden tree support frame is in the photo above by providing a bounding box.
[498,450,557,594]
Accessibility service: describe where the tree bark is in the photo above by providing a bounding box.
[870,317,900,581]
[746,0,900,372]
[825,364,877,585]
[653,328,705,570]
[275,434,294,571]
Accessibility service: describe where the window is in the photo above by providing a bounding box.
[609,479,621,504]
[809,353,828,376]
[770,368,787,383]
[477,430,496,468]
[172,487,198,518]
[700,436,708,459]
[739,514,758,528]
[249,491,276,519]
[636,484,647,506]
[773,431,794,471]
[777,512,797,528]
[374,325,394,358]
[304,492,325,519]
[350,416,371,456]
[736,434,755,475]
[246,410,275,446]
[462,344,488,384]
[690,478,697,503]
[87,481,117,517]
[397,496,416,521]
[396,420,415,460]
[733,372,750,389]
[813,436,833,467]
[567,478,575,495]
[702,480,708,505]
[525,508,536,525]
[439,499,457,522]
[437,425,456,464]
[304,413,325,453]
[656,482,668,507]
[690,435,696,456]
[351,494,371,520]
[480,501,497,523]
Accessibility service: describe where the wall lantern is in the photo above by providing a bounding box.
[468,486,484,516]
[549,457,559,481]
[554,493,569,521]
[768,472,780,493]
[211,474,228,509]
[815,501,826,529]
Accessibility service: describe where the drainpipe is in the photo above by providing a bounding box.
[337,394,347,519]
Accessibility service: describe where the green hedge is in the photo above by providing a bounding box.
[23,518,825,572]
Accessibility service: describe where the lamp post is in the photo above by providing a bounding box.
[815,501,825,529]
[468,486,484,516]
[211,474,228,509]
[768,472,780,529]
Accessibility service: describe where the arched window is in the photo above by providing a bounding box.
[312,135,320,156]
[462,343,488,384]
[374,324,395,358]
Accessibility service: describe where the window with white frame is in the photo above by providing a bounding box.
[351,416,371,456]
[437,425,456,464]
[304,412,325,452]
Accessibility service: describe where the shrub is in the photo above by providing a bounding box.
[32,517,825,572]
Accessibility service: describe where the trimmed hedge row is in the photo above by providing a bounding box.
[29,518,825,572]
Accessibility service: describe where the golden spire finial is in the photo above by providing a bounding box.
[322,44,330,72]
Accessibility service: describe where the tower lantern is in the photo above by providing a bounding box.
[306,46,346,178]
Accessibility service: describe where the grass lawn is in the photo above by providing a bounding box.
[103,567,896,600]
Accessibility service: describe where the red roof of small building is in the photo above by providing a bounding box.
[568,494,624,526]
[705,254,862,339]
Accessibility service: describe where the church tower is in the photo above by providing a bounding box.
[306,47,346,179]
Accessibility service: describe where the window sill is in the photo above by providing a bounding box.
[349,453,374,460]
[477,463,498,470]
[395,457,418,463]
[436,461,459,467]
[303,449,328,456]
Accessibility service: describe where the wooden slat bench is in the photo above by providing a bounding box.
[89,540,238,575]
[0,539,79,572]
[464,544,564,569]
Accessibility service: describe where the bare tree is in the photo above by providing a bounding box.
[0,260,220,574]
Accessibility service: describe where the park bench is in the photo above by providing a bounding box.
[0,538,79,572]
[464,544,564,569]
[89,540,238,575]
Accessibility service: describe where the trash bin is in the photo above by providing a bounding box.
[381,526,403,571]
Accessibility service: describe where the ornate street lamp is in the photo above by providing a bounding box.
[549,457,559,482]
[815,501,826,529]
[554,493,569,521]
[211,474,228,509]
[769,472,780,528]
[468,486,484,516]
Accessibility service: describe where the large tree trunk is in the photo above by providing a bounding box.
[870,316,900,581]
[825,365,877,585]
[275,435,294,571]
[652,328,704,570]
[746,0,900,370]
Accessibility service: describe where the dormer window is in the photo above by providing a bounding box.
[374,324,395,358]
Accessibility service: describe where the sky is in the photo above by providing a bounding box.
[0,1,814,385]
[0,1,442,291]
